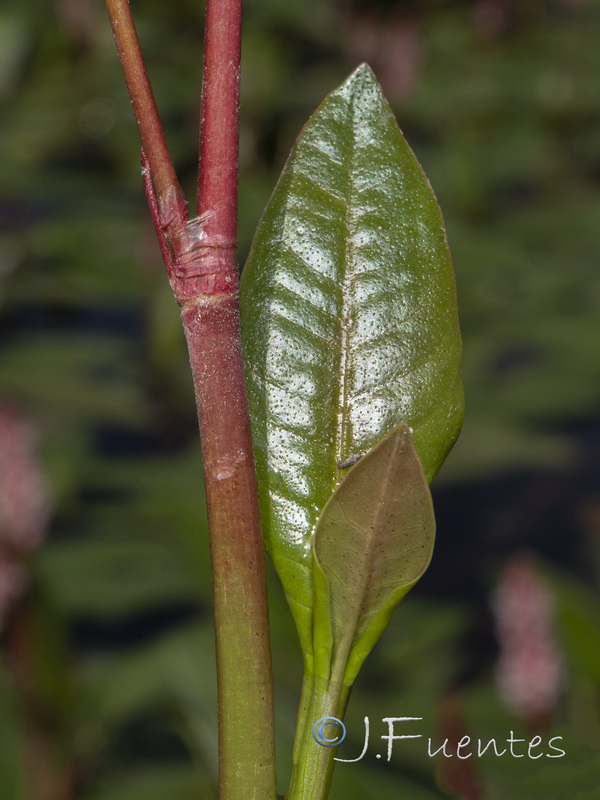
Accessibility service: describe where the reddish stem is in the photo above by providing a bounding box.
[105,1,277,797]
[181,298,276,799]
[105,0,187,221]
[189,3,277,795]
[197,0,242,245]
[141,148,175,274]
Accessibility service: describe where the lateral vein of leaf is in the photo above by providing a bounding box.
[267,418,312,439]
[356,180,390,195]
[273,549,311,572]
[264,374,319,400]
[335,489,368,534]
[275,284,339,322]
[267,445,331,495]
[377,525,425,546]
[292,170,345,203]
[301,138,344,168]
[279,242,338,289]
[329,536,362,557]
[288,197,339,223]
[351,295,433,350]
[288,595,313,613]
[327,568,355,599]
[348,349,441,402]
[271,481,316,509]
[270,311,333,347]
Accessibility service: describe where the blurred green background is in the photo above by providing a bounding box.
[1,1,600,798]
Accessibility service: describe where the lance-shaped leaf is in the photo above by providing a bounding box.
[313,422,435,686]
[240,64,462,661]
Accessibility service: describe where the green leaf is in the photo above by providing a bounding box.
[240,64,462,661]
[313,422,435,686]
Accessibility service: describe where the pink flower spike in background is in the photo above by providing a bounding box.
[493,553,564,728]
[0,403,50,615]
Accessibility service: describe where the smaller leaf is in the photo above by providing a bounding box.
[313,422,435,686]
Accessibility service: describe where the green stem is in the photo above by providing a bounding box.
[292,672,314,766]
[286,676,351,800]
[181,296,277,800]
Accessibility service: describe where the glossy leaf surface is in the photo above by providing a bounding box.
[240,64,462,658]
[313,422,435,685]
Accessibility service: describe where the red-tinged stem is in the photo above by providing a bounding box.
[189,2,277,797]
[197,0,242,243]
[104,0,187,223]
[105,1,277,798]
[182,298,277,800]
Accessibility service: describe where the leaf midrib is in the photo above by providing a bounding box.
[336,84,359,470]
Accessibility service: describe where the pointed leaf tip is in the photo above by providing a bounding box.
[332,62,383,105]
[345,62,377,84]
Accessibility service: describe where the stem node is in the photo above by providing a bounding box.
[105,0,278,797]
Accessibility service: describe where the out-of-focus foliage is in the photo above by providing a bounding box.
[1,1,599,799]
